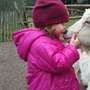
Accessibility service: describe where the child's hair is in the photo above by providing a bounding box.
[32,0,69,29]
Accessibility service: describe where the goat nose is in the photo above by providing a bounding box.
[63,31,72,39]
[63,29,68,34]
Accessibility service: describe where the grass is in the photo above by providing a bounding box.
[65,18,79,28]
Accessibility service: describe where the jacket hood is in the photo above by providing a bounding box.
[12,28,47,61]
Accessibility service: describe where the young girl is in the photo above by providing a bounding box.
[12,0,81,90]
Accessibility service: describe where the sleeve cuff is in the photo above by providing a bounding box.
[66,44,80,60]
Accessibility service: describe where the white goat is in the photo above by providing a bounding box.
[67,9,90,90]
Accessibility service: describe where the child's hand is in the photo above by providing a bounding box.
[70,32,81,48]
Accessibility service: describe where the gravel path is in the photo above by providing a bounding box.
[0,42,26,90]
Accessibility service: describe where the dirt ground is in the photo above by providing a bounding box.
[0,42,26,90]
[0,42,86,90]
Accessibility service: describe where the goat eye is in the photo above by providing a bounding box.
[85,21,90,24]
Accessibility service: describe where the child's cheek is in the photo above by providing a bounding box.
[54,29,61,37]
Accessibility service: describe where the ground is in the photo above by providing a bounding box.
[0,42,86,90]
[0,42,26,90]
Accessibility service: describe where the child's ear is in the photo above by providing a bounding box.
[85,8,90,14]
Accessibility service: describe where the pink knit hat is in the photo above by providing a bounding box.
[32,0,69,28]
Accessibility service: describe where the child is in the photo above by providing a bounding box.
[12,0,81,90]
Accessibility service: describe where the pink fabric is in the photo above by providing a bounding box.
[12,28,80,90]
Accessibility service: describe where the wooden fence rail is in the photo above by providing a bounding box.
[24,4,90,9]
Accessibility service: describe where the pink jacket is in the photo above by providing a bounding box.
[12,28,80,90]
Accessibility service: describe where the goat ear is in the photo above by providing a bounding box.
[85,9,88,11]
